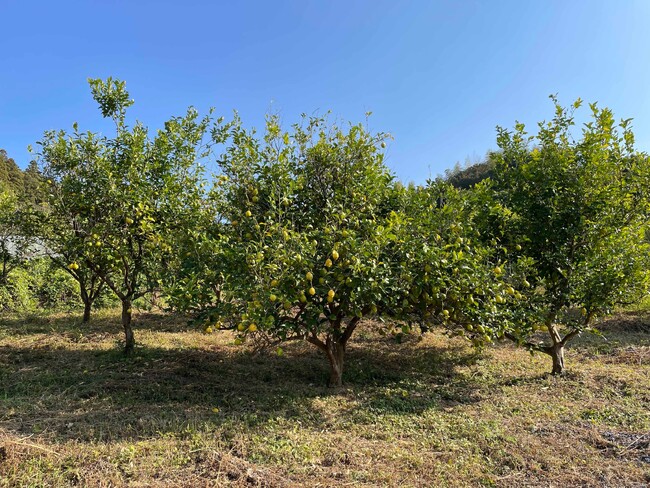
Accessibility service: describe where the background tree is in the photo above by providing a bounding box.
[23,160,47,204]
[38,205,106,323]
[0,150,46,204]
[485,98,650,374]
[0,182,39,287]
[38,78,212,351]
[0,150,24,193]
[444,156,495,190]
[392,180,513,346]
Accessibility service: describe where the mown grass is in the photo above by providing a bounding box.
[1,308,649,487]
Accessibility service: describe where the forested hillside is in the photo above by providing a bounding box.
[444,157,495,189]
[0,149,45,203]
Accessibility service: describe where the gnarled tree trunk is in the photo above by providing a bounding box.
[505,316,579,376]
[307,317,360,388]
[545,323,566,375]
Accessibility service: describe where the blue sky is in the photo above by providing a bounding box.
[2,0,650,183]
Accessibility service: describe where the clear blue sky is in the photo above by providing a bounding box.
[2,0,650,183]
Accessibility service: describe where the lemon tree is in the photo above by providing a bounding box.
[36,188,108,322]
[37,78,212,351]
[187,114,406,386]
[486,98,650,374]
[392,180,513,345]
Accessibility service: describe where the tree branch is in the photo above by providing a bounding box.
[306,331,326,351]
[560,328,581,347]
[341,316,360,345]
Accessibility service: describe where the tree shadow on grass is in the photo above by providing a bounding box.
[0,310,196,338]
[0,332,484,443]
[342,334,485,413]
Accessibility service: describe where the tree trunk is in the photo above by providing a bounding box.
[0,259,7,286]
[546,323,565,375]
[326,338,346,388]
[80,287,92,323]
[82,299,92,323]
[306,319,359,388]
[122,299,135,354]
[550,344,565,375]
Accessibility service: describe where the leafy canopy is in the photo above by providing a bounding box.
[487,97,650,359]
[38,77,212,347]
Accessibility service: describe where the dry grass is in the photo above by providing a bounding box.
[1,308,649,487]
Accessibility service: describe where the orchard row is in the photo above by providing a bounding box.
[4,79,649,386]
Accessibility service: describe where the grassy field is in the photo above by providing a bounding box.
[1,308,649,487]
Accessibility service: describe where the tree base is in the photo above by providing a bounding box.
[327,374,343,388]
[550,345,565,375]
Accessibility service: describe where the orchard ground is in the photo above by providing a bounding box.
[1,308,648,487]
